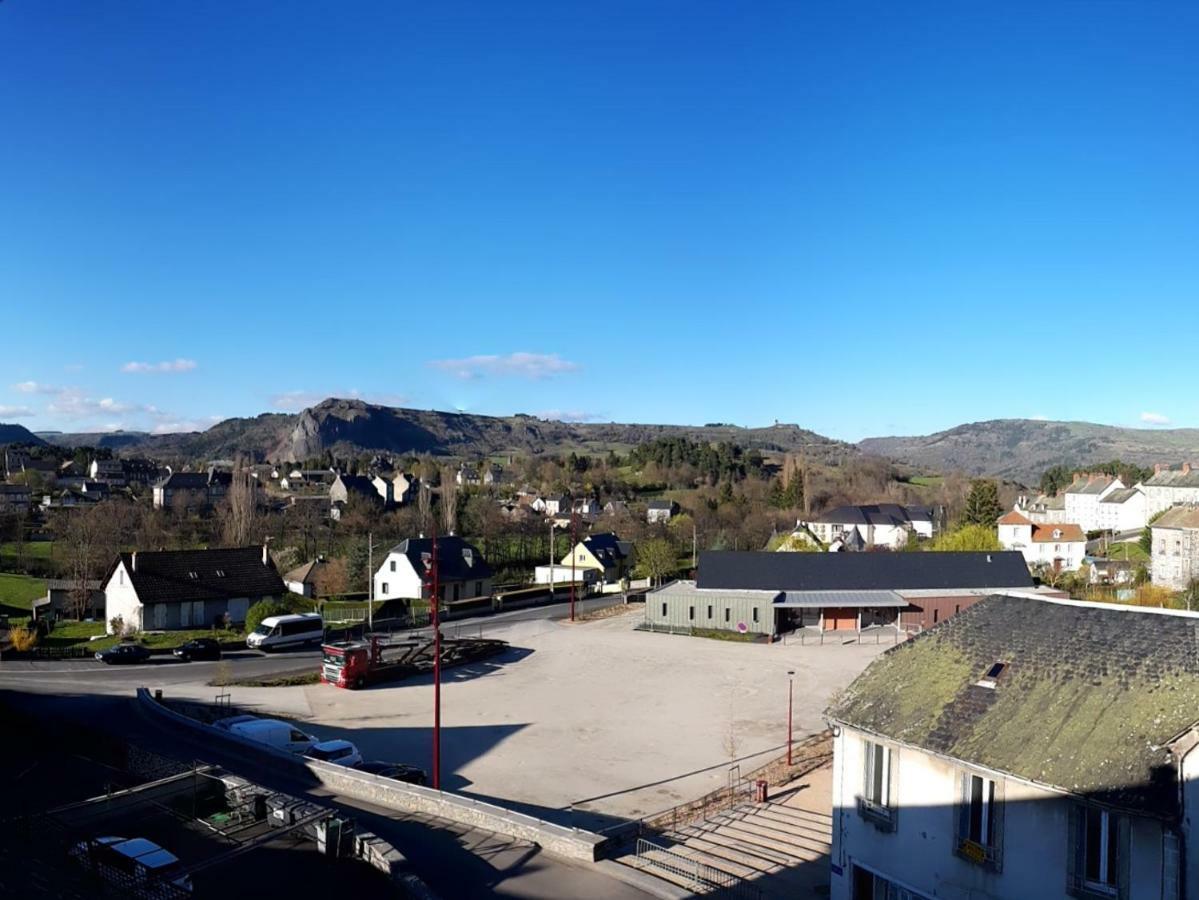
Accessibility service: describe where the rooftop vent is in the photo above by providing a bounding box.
[976,661,1008,689]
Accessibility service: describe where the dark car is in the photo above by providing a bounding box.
[355,760,428,785]
[95,644,152,665]
[172,638,221,662]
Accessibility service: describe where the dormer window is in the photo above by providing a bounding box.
[1052,528,1063,540]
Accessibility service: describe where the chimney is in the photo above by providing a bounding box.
[262,541,270,566]
[1155,463,1164,475]
[131,551,137,572]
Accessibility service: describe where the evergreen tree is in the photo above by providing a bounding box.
[962,479,1003,526]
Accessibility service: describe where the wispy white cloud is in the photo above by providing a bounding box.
[1029,413,1049,421]
[0,405,34,418]
[1140,411,1171,426]
[270,389,410,412]
[537,409,605,423]
[150,415,223,435]
[14,381,66,395]
[429,352,580,381]
[121,358,198,374]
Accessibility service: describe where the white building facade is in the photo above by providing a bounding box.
[997,513,1087,572]
[1063,475,1123,533]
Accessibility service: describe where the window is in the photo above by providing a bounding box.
[381,583,389,595]
[752,608,759,623]
[956,772,1001,868]
[863,741,890,810]
[724,608,730,623]
[661,603,667,617]
[475,581,483,596]
[707,605,713,619]
[390,560,396,572]
[1083,808,1118,893]
[688,606,695,621]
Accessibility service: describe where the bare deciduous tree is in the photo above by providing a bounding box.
[417,481,433,535]
[56,505,115,620]
[440,467,458,535]
[223,462,258,546]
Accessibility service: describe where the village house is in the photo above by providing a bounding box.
[996,511,1086,573]
[647,499,678,523]
[152,469,229,511]
[559,532,635,584]
[1096,486,1149,533]
[1149,504,1199,590]
[372,536,493,605]
[101,545,285,633]
[645,550,1037,637]
[328,473,384,518]
[482,464,504,486]
[799,504,935,550]
[0,483,32,512]
[826,594,1199,900]
[1142,462,1199,517]
[391,471,417,505]
[1012,491,1069,524]
[538,495,570,516]
[32,578,103,621]
[369,474,394,505]
[282,557,339,598]
[603,499,629,517]
[1063,473,1123,532]
[455,465,481,487]
[573,497,602,520]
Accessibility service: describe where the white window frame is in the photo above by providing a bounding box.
[864,740,891,810]
[1083,808,1117,894]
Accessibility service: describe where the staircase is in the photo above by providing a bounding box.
[624,798,834,898]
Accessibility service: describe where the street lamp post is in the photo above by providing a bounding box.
[424,524,442,791]
[787,669,795,767]
[549,521,556,602]
[569,511,578,621]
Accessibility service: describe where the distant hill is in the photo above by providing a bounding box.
[45,398,859,464]
[858,419,1199,484]
[37,430,151,450]
[0,423,46,446]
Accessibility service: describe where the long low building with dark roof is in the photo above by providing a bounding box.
[101,545,285,633]
[825,594,1199,899]
[644,551,1041,638]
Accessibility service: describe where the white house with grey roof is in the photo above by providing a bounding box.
[799,504,935,550]
[827,595,1199,900]
[1143,463,1199,517]
[1064,474,1123,533]
[1096,486,1148,533]
[373,536,493,605]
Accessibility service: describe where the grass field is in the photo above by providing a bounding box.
[0,572,46,618]
[0,541,54,559]
[39,623,242,652]
[1098,542,1149,562]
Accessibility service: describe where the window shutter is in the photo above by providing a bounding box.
[887,746,898,830]
[1066,803,1082,896]
[990,777,1005,872]
[1116,814,1131,900]
[954,771,969,843]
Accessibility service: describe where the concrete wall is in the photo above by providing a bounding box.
[136,689,605,863]
[830,726,1172,900]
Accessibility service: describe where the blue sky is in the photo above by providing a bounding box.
[2,2,1197,441]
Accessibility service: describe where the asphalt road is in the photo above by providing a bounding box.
[0,593,651,899]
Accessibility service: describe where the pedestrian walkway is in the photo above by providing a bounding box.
[620,764,834,898]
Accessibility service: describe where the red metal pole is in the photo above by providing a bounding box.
[787,673,794,767]
[570,511,577,622]
[430,523,441,790]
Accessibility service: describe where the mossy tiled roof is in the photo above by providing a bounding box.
[828,595,1199,815]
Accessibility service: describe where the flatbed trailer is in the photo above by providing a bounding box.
[320,634,508,689]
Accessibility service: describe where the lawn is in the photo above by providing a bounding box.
[0,541,54,559]
[0,573,45,618]
[40,623,243,652]
[1098,542,1149,562]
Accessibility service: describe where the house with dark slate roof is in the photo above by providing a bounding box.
[559,532,635,583]
[798,504,936,550]
[825,594,1199,900]
[644,551,1038,637]
[101,546,285,633]
[372,536,493,605]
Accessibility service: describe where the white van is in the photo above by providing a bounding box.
[229,718,318,754]
[246,612,323,651]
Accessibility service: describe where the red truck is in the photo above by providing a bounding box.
[320,634,507,689]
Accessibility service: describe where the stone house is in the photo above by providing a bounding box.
[1149,505,1199,590]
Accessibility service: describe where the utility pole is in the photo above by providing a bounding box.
[426,524,442,790]
[549,521,556,602]
[367,532,373,632]
[570,510,578,622]
[692,520,697,568]
[786,669,795,767]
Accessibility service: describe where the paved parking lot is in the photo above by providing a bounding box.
[282,611,891,826]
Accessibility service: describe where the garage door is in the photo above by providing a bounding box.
[824,608,858,631]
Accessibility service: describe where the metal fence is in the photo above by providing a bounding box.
[635,838,762,898]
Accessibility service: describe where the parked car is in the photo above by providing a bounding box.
[355,760,428,785]
[96,644,152,665]
[172,638,221,662]
[213,714,258,731]
[229,719,317,754]
[69,836,193,896]
[305,739,363,768]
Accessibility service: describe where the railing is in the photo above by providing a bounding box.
[635,838,762,898]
